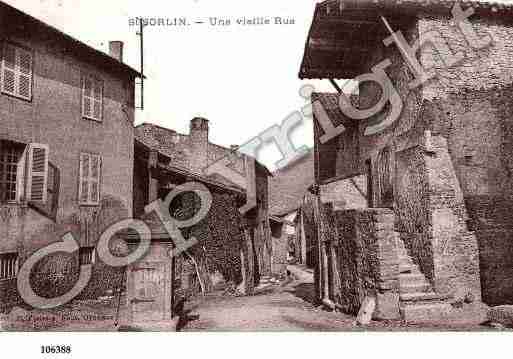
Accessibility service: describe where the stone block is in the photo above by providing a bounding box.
[374,291,400,320]
[487,306,513,328]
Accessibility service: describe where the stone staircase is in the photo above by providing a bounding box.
[396,239,452,322]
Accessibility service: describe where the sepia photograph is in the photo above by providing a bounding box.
[0,0,513,357]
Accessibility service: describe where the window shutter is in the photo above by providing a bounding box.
[90,154,101,204]
[82,77,93,118]
[92,80,102,120]
[79,153,101,205]
[26,143,49,202]
[2,43,16,95]
[17,47,32,99]
[79,153,90,203]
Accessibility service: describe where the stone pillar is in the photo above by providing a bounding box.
[124,241,178,330]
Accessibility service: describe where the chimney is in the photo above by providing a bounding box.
[109,41,124,62]
[189,117,209,174]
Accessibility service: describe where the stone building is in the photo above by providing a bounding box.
[299,0,513,320]
[134,119,272,296]
[270,150,367,268]
[0,2,141,308]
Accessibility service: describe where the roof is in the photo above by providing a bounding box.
[134,137,246,195]
[135,122,272,193]
[1,1,142,78]
[136,122,272,177]
[269,151,315,216]
[299,0,513,79]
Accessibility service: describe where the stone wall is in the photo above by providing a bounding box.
[425,86,513,304]
[425,136,481,301]
[332,208,399,319]
[395,146,434,283]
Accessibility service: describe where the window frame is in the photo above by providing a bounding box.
[0,252,18,281]
[1,41,34,102]
[0,141,24,203]
[81,74,104,122]
[78,152,102,206]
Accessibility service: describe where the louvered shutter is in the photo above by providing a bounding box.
[26,143,49,202]
[79,153,101,205]
[90,155,101,204]
[92,80,102,120]
[79,153,90,204]
[82,77,93,118]
[1,44,16,95]
[17,47,32,99]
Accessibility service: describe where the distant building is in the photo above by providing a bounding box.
[134,119,273,296]
[0,1,142,307]
[269,150,366,268]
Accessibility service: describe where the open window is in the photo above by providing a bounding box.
[0,140,58,219]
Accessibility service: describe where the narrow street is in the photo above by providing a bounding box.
[180,265,357,331]
[178,265,490,331]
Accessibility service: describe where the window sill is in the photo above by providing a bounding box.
[79,203,100,207]
[0,201,28,208]
[0,277,16,283]
[1,90,32,103]
[82,115,103,123]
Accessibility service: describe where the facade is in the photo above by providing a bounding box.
[299,0,513,319]
[270,150,367,267]
[0,2,141,307]
[134,119,272,295]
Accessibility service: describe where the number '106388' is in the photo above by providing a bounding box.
[40,345,71,354]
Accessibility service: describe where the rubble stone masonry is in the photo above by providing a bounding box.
[334,208,399,319]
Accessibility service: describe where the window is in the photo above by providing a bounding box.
[0,141,49,203]
[79,152,101,205]
[1,43,33,100]
[0,142,22,202]
[82,76,103,121]
[0,252,18,280]
[79,247,95,265]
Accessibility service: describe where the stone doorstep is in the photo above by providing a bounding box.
[400,291,443,302]
[400,302,453,323]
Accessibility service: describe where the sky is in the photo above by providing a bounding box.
[8,0,513,170]
[6,0,332,170]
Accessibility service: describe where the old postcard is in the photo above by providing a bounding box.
[0,0,512,357]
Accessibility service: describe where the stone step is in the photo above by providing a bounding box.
[399,273,430,285]
[399,282,431,294]
[400,302,452,323]
[399,263,420,274]
[400,291,442,302]
[397,255,414,265]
